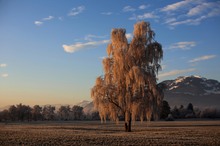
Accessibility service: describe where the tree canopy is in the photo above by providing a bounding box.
[91,21,164,132]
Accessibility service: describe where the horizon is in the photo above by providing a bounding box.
[0,75,219,108]
[1,0,220,107]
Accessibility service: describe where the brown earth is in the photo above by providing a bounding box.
[0,120,220,146]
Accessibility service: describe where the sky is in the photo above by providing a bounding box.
[1,0,220,107]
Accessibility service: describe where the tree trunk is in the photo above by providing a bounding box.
[124,122,128,132]
[128,118,131,132]
[124,117,132,132]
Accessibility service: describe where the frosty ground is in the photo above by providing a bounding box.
[0,120,219,146]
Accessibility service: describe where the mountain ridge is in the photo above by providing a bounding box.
[162,75,220,109]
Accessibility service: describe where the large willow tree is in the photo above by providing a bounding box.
[91,21,164,132]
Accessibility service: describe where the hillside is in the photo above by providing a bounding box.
[162,75,220,109]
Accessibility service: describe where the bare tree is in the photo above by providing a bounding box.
[91,21,164,132]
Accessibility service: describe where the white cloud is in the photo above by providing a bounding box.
[170,7,220,26]
[169,41,196,50]
[1,73,8,78]
[99,56,107,60]
[161,1,220,27]
[129,13,158,20]
[34,15,54,26]
[68,6,85,16]
[0,64,7,67]
[84,34,107,41]
[34,21,43,26]
[123,6,136,12]
[101,12,113,15]
[161,0,193,12]
[187,2,220,17]
[63,40,109,53]
[42,16,54,21]
[139,5,148,10]
[189,55,216,63]
[159,68,196,78]
[187,3,207,16]
[126,33,133,40]
[164,18,176,24]
[169,18,197,26]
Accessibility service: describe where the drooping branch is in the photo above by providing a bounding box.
[91,21,164,131]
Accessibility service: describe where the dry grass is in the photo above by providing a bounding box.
[0,120,220,146]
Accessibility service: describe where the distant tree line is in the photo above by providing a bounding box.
[0,102,219,122]
[0,103,98,122]
[160,100,220,120]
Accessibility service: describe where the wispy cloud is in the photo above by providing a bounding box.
[164,18,176,24]
[1,73,8,78]
[187,2,220,17]
[63,40,109,53]
[169,41,196,50]
[42,16,54,21]
[84,34,107,41]
[161,1,220,27]
[34,21,43,26]
[34,15,54,26]
[68,6,85,16]
[0,64,7,67]
[189,55,216,63]
[160,0,193,12]
[123,6,136,12]
[129,12,158,20]
[139,4,149,10]
[159,68,196,78]
[101,12,113,15]
[168,18,200,26]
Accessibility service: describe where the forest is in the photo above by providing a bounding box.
[0,101,219,122]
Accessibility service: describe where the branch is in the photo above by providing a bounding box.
[107,97,123,111]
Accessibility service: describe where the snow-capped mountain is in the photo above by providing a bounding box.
[76,100,91,108]
[162,76,220,109]
[163,75,220,96]
[83,102,97,114]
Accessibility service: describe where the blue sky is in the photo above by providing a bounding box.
[1,0,220,107]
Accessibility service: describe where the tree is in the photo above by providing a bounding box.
[0,109,9,122]
[160,100,170,119]
[42,105,56,120]
[91,21,164,132]
[32,105,43,121]
[185,103,195,118]
[71,105,84,120]
[16,103,32,121]
[187,103,194,112]
[171,106,180,119]
[201,108,217,118]
[58,105,71,120]
[8,105,17,121]
[90,111,100,120]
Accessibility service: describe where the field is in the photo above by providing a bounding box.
[0,120,220,146]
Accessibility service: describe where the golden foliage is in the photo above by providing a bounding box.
[91,21,164,126]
